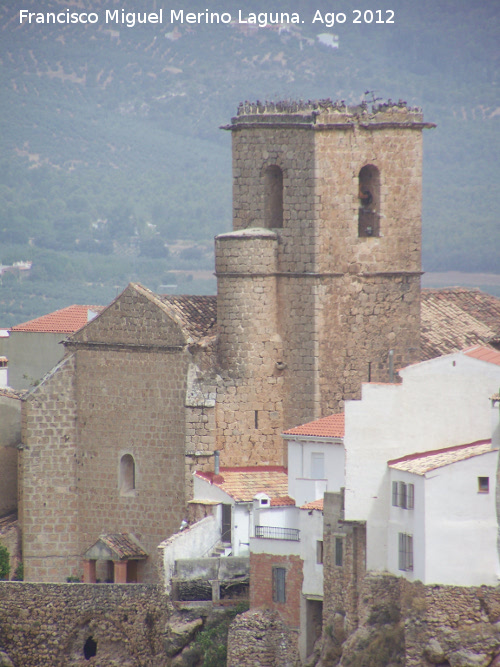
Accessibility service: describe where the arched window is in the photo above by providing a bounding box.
[120,454,135,494]
[264,165,283,228]
[358,165,380,237]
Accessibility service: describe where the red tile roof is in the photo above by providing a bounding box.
[421,288,500,359]
[388,439,493,475]
[283,413,345,438]
[195,466,288,502]
[10,305,104,334]
[463,345,500,366]
[270,496,296,507]
[300,499,324,511]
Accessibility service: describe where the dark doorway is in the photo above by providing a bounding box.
[221,504,232,544]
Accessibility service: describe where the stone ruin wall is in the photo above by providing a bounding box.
[0,582,169,667]
[20,355,81,584]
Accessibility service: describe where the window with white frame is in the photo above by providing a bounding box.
[398,533,413,571]
[311,452,325,479]
[392,481,414,509]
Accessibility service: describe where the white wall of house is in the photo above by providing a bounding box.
[425,451,498,586]
[387,471,425,582]
[193,476,252,556]
[300,508,324,598]
[287,438,344,506]
[158,515,220,592]
[344,353,500,572]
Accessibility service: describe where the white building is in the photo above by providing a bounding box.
[283,413,344,507]
[343,345,500,585]
[387,440,498,586]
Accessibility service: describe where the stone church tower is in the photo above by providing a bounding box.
[215,100,434,465]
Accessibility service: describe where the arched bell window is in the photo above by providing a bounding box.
[358,165,380,237]
[264,165,283,228]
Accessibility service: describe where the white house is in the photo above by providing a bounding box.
[343,345,500,583]
[192,466,290,556]
[387,439,498,586]
[283,413,345,507]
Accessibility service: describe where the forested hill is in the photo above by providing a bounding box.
[0,0,498,325]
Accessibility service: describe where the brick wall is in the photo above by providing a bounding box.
[249,552,303,631]
[0,582,168,667]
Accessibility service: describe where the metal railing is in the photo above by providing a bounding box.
[254,525,300,541]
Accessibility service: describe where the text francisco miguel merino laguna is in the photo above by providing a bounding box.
[20,9,308,28]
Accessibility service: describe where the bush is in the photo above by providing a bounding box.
[0,545,10,580]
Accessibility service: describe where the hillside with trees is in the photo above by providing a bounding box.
[0,0,498,325]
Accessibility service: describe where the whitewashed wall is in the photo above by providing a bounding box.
[344,352,500,572]
[287,438,344,506]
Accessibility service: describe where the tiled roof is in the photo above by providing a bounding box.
[270,496,296,507]
[155,294,217,339]
[463,345,500,366]
[283,413,345,438]
[300,499,324,511]
[10,305,104,334]
[92,533,148,560]
[195,466,288,502]
[421,288,500,360]
[388,439,494,475]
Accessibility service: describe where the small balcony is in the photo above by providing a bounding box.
[254,525,300,541]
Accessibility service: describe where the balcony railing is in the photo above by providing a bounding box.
[254,525,300,541]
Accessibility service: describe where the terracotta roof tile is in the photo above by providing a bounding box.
[283,413,344,438]
[0,387,26,400]
[195,466,288,502]
[463,345,500,366]
[388,439,494,475]
[97,533,148,560]
[270,496,296,507]
[155,294,217,339]
[421,288,500,360]
[10,305,104,334]
[300,499,324,511]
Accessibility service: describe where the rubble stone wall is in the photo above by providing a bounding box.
[0,582,168,667]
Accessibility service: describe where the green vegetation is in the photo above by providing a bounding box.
[0,545,10,580]
[181,603,249,667]
[0,0,498,323]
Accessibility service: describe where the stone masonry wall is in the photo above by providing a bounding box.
[22,285,191,583]
[0,582,169,667]
[224,104,427,432]
[227,609,301,667]
[21,355,80,583]
[216,231,287,466]
[75,346,187,584]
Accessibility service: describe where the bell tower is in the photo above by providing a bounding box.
[215,100,434,463]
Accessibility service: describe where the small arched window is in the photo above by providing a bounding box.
[264,165,283,228]
[120,454,135,494]
[358,165,380,237]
